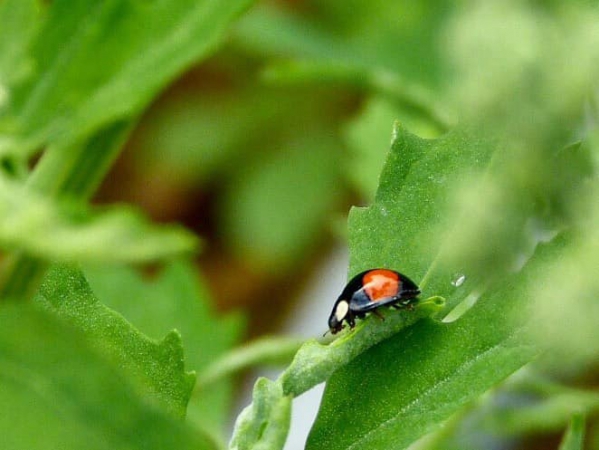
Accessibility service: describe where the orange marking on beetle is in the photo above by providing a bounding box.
[362,269,400,301]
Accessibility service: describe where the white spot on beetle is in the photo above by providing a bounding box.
[335,300,349,322]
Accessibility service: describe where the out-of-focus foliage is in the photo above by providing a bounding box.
[0,0,254,159]
[0,175,199,262]
[1,0,599,450]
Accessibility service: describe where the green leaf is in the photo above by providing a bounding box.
[558,415,586,450]
[1,0,254,157]
[83,260,245,435]
[305,125,547,450]
[0,303,217,450]
[35,265,196,418]
[0,175,198,263]
[229,378,292,450]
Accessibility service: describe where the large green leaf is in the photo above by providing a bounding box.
[304,125,546,450]
[0,303,217,450]
[35,265,196,418]
[0,0,254,157]
[84,260,245,436]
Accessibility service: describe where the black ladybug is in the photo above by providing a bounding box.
[328,269,420,334]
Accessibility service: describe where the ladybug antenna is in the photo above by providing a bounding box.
[322,329,330,337]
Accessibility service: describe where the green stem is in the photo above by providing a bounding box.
[196,337,304,389]
[0,254,45,301]
[27,121,132,200]
[558,414,586,450]
[0,121,132,301]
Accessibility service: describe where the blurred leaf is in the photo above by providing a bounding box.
[262,61,453,132]
[487,382,599,436]
[558,415,586,450]
[28,120,134,201]
[0,0,255,157]
[0,176,198,263]
[403,370,599,450]
[137,90,271,186]
[343,98,443,201]
[233,1,456,133]
[0,0,38,91]
[444,2,599,142]
[84,260,245,434]
[343,99,406,201]
[220,135,342,272]
[235,1,450,87]
[0,303,217,450]
[527,195,599,369]
[35,265,195,418]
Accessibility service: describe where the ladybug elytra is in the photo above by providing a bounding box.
[328,268,420,334]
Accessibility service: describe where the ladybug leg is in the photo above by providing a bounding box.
[372,309,385,321]
[398,296,418,310]
[347,312,356,330]
[391,304,403,310]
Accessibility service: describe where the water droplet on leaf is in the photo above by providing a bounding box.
[451,273,466,287]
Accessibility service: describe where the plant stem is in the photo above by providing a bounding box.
[196,337,304,389]
[0,254,45,301]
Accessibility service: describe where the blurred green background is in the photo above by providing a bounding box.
[2,0,598,448]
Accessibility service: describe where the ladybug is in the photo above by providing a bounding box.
[328,268,420,334]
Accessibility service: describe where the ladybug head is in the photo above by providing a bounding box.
[328,299,349,334]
